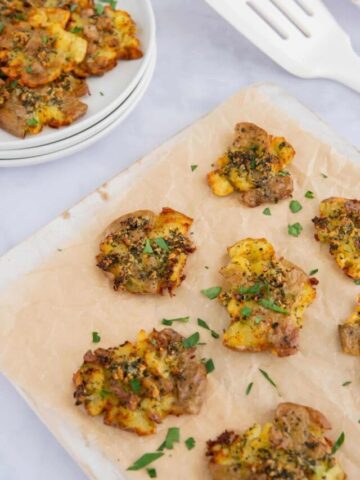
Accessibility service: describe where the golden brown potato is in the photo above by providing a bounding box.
[207,122,295,207]
[96,208,195,295]
[0,74,88,137]
[339,294,360,356]
[218,238,316,356]
[313,198,360,281]
[68,5,143,77]
[207,402,346,480]
[73,328,208,435]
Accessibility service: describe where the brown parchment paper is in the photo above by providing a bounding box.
[0,84,359,480]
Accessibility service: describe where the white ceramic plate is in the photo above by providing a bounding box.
[0,46,156,160]
[0,0,155,151]
[0,47,156,167]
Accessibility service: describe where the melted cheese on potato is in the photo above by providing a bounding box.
[313,197,360,280]
[207,122,295,207]
[96,208,195,295]
[338,294,360,356]
[218,238,316,356]
[73,328,207,435]
[207,403,346,480]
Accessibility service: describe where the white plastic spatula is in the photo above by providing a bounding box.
[204,0,360,93]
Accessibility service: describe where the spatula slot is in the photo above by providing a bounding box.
[294,0,314,17]
[270,0,311,37]
[246,1,288,40]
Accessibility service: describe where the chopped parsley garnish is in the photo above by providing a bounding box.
[0,22,4,34]
[305,190,314,199]
[202,358,215,373]
[127,452,164,471]
[239,283,262,295]
[197,318,219,339]
[95,3,105,14]
[278,170,289,176]
[342,381,352,387]
[155,237,169,251]
[70,26,83,33]
[204,265,209,269]
[331,432,345,454]
[201,286,222,299]
[191,164,198,172]
[258,368,278,390]
[288,222,303,237]
[309,268,318,276]
[102,0,117,8]
[254,316,262,324]
[92,331,101,343]
[143,238,154,254]
[241,306,252,317]
[99,91,104,96]
[354,280,360,285]
[245,382,253,395]
[129,378,141,394]
[147,468,157,478]
[26,117,38,127]
[321,172,328,178]
[289,200,302,213]
[182,332,200,349]
[42,35,49,44]
[10,80,18,89]
[263,207,271,216]
[163,427,180,449]
[161,316,189,326]
[259,298,289,315]
[185,437,196,450]
[99,389,110,399]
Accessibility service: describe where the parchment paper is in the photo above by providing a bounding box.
[0,84,359,480]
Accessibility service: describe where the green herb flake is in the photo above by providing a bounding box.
[92,331,101,343]
[241,306,252,317]
[129,378,141,394]
[258,368,277,389]
[342,381,352,387]
[103,0,117,8]
[185,437,196,450]
[211,330,220,339]
[289,200,302,213]
[164,427,180,449]
[99,91,104,96]
[309,268,319,276]
[127,452,164,471]
[204,265,209,269]
[155,237,169,251]
[238,283,262,295]
[99,389,111,399]
[42,35,49,44]
[161,316,189,326]
[70,26,83,33]
[182,332,200,349]
[191,164,198,172]
[95,3,105,14]
[278,170,289,176]
[263,207,271,216]
[10,80,18,89]
[143,238,154,254]
[245,382,253,395]
[203,358,215,374]
[259,298,289,315]
[305,191,314,199]
[331,432,345,455]
[254,316,262,324]
[146,468,157,478]
[321,172,328,179]
[26,117,38,126]
[288,222,303,237]
[201,286,222,299]
[197,318,219,339]
[0,22,4,34]
[354,280,360,285]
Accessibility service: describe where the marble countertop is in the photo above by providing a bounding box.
[0,0,359,478]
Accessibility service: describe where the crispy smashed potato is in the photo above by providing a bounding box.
[313,198,360,280]
[68,6,143,77]
[73,328,207,435]
[207,122,295,207]
[339,294,360,356]
[0,0,142,137]
[206,402,346,480]
[218,238,316,356]
[96,208,195,295]
[0,74,88,137]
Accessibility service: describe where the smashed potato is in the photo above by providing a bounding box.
[73,328,207,435]
[339,294,360,356]
[207,122,295,207]
[0,74,88,137]
[68,5,143,77]
[206,402,346,480]
[96,208,195,295]
[218,238,316,356]
[313,197,360,280]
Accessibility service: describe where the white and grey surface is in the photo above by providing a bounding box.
[0,1,359,479]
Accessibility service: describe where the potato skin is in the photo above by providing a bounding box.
[96,207,195,295]
[207,122,295,207]
[312,197,360,280]
[73,328,208,435]
[339,294,360,356]
[206,403,347,480]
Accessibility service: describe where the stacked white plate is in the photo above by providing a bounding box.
[0,0,156,167]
